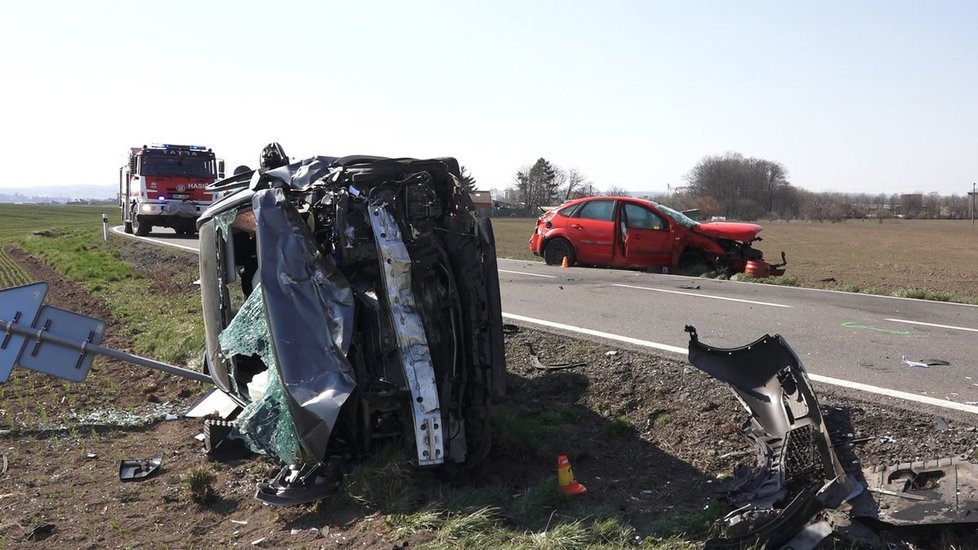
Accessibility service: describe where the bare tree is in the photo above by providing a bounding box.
[685,153,790,219]
[514,158,560,210]
[604,185,629,197]
[561,168,592,200]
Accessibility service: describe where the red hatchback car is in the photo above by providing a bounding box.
[528,196,784,275]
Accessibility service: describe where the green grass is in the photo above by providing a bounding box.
[489,217,538,261]
[0,204,111,241]
[0,205,207,355]
[182,467,217,504]
[599,416,636,440]
[8,221,204,363]
[730,273,799,286]
[645,501,727,539]
[833,283,978,305]
[0,204,111,287]
[490,408,564,459]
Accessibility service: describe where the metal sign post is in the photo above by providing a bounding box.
[0,282,212,385]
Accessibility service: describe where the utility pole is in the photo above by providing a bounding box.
[971,182,977,226]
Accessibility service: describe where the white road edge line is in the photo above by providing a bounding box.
[885,318,978,333]
[498,269,556,279]
[111,226,199,253]
[613,283,792,309]
[503,311,978,416]
[502,312,688,354]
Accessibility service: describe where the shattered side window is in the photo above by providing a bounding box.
[215,209,237,241]
[220,286,305,464]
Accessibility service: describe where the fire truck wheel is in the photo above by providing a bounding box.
[135,219,151,237]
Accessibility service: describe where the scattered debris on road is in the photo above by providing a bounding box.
[686,326,978,547]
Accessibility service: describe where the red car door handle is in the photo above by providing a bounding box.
[570,224,583,229]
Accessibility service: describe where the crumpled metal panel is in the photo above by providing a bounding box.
[369,202,444,466]
[685,326,854,548]
[252,188,357,462]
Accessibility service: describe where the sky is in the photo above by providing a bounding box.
[2,1,977,196]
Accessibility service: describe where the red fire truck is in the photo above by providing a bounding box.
[119,144,225,236]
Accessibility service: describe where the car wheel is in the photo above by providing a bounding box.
[123,220,133,234]
[544,238,574,266]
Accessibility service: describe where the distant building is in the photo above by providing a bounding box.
[469,190,492,212]
[492,197,522,209]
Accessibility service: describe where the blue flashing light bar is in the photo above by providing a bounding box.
[146,143,210,151]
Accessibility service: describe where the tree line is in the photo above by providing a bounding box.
[489,153,974,221]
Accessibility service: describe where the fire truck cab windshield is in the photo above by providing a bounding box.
[141,154,217,179]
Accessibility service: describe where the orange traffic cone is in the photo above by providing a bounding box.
[557,454,587,496]
[560,256,570,268]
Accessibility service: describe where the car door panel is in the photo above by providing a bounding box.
[620,202,672,267]
[572,200,615,264]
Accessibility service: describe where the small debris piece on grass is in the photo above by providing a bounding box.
[119,457,162,481]
[251,537,266,546]
[526,342,587,370]
[24,523,55,541]
[780,521,833,550]
[934,416,950,432]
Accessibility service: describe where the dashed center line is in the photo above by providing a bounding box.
[612,283,792,308]
[886,318,978,333]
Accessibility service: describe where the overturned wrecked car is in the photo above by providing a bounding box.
[195,144,505,504]
[529,196,785,275]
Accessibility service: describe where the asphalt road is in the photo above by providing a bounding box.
[115,226,978,414]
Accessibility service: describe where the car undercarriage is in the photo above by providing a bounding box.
[196,144,505,504]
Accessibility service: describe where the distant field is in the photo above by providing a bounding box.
[0,204,111,286]
[756,219,978,301]
[489,217,978,302]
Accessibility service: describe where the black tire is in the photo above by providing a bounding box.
[135,218,151,236]
[543,238,574,266]
[478,218,506,398]
[123,220,133,234]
